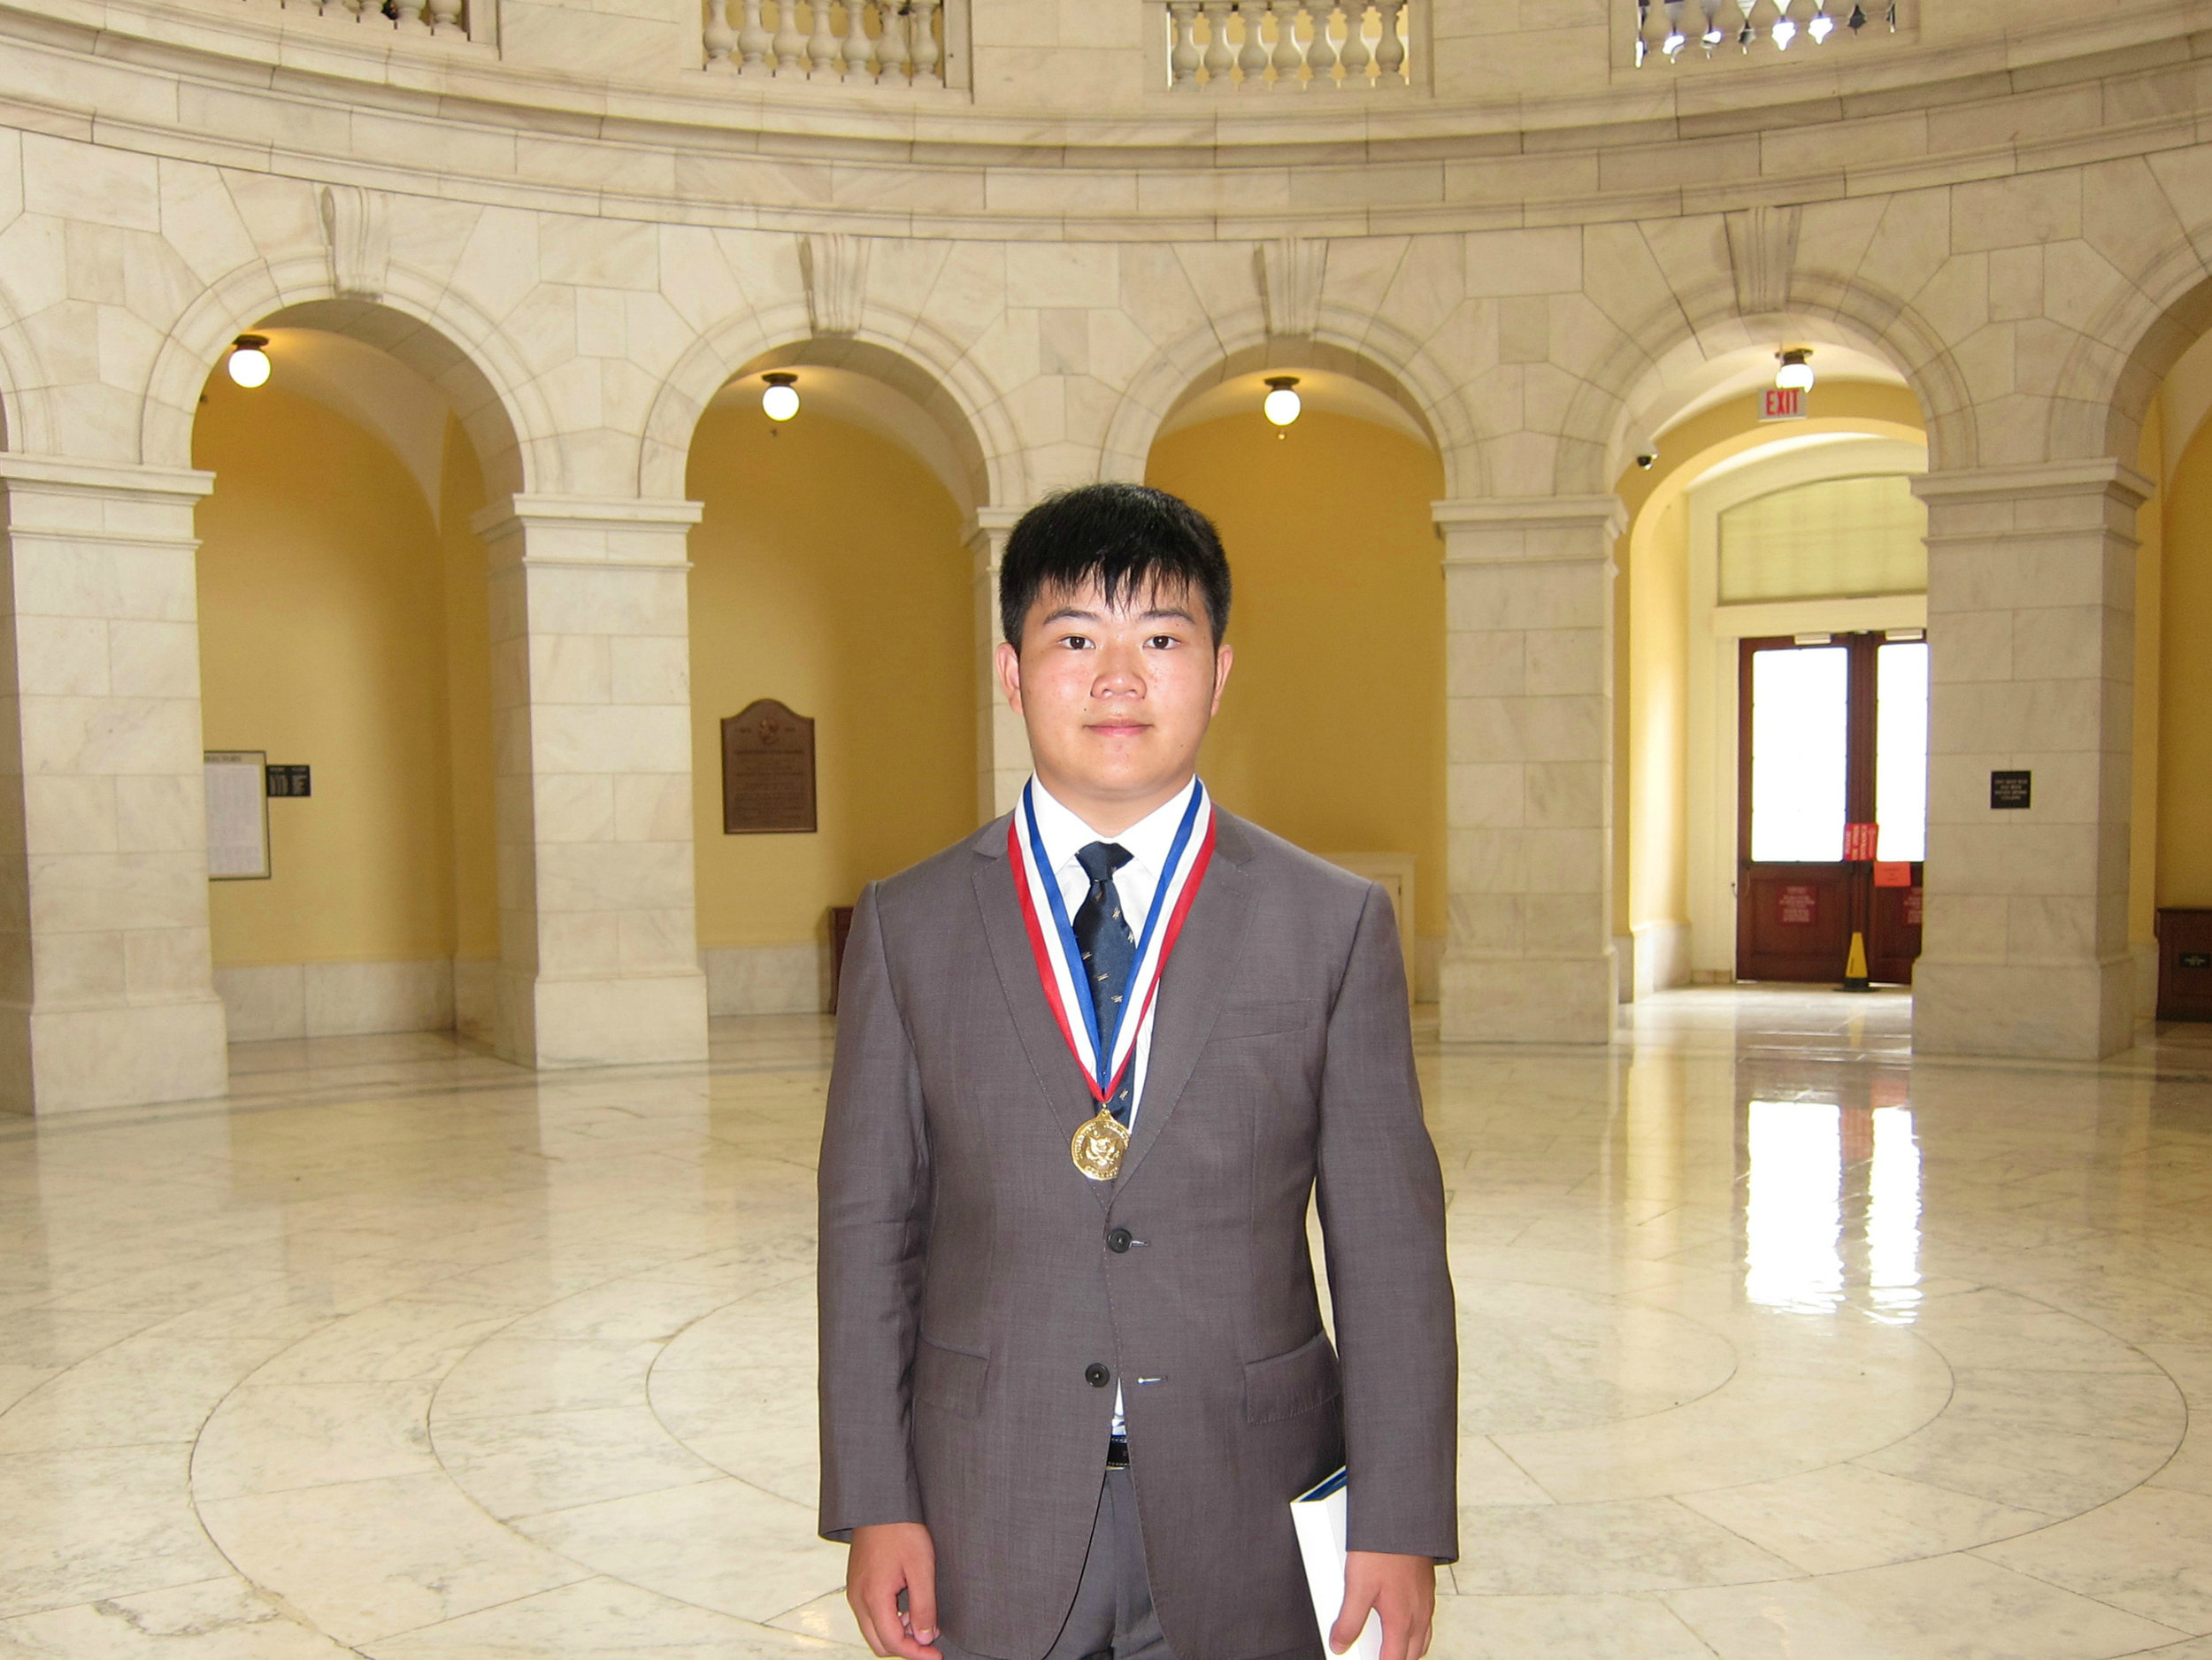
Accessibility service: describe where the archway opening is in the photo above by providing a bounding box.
[684,349,979,1017]
[191,319,504,1044]
[1142,358,1447,1003]
[1610,342,1931,1000]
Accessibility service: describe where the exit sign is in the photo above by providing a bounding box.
[1761,387,1806,421]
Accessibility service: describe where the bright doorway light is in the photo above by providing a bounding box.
[761,372,801,421]
[227,334,272,388]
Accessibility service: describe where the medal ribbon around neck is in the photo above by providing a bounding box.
[1009,779,1215,1112]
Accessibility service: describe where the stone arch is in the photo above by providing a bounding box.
[0,273,56,456]
[2054,237,2212,469]
[641,298,1012,511]
[140,254,542,497]
[1101,311,1475,496]
[1568,282,1963,494]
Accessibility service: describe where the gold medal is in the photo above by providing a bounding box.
[1071,1110,1129,1181]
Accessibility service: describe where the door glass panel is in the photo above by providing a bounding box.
[1876,641,1928,863]
[1749,646,1847,862]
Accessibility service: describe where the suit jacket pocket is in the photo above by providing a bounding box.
[914,1337,988,1419]
[1210,998,1321,1041]
[1243,1329,1342,1425]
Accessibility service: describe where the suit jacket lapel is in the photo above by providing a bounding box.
[970,816,1115,1211]
[1115,813,1257,1193]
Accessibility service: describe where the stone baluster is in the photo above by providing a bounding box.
[346,0,379,19]
[910,0,942,87]
[1269,0,1303,86]
[1339,2,1372,83]
[807,0,840,73]
[1202,0,1237,88]
[772,0,806,73]
[704,0,737,64]
[737,0,772,71]
[1373,0,1405,81]
[841,0,877,81]
[1306,2,1339,87]
[876,2,911,84]
[1169,1,1202,88]
[393,0,426,25]
[427,0,461,27]
[1238,0,1272,88]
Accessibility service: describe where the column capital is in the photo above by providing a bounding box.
[1432,494,1626,565]
[1911,457,2154,510]
[964,503,1024,567]
[471,495,704,572]
[0,453,213,503]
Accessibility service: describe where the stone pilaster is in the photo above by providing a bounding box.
[1437,495,1622,1045]
[472,496,710,1069]
[968,506,1029,823]
[0,456,230,1114]
[1912,460,2147,1060]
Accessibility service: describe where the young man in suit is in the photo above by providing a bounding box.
[818,483,1457,1660]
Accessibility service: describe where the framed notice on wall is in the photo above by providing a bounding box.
[722,700,818,834]
[204,751,271,880]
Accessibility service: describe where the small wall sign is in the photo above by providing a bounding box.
[1760,387,1806,421]
[205,750,271,880]
[1844,821,1878,862]
[265,764,311,798]
[722,699,818,834]
[1873,861,1912,888]
[1990,770,2032,810]
[1778,884,1817,926]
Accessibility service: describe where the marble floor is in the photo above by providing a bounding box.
[3,990,2211,1659]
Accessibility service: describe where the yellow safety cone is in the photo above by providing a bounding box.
[1843,931,1871,993]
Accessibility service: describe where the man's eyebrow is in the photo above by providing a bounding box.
[1139,606,1197,622]
[1040,606,1104,626]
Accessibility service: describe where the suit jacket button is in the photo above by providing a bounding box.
[1106,1227,1133,1254]
[1084,1363,1110,1388]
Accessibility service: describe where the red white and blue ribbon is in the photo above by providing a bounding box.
[1008,779,1215,1112]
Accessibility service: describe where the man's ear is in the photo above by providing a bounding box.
[995,640,1025,717]
[1210,642,1234,716]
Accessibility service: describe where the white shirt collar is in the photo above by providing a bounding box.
[1024,775,1199,888]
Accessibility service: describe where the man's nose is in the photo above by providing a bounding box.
[1091,648,1145,696]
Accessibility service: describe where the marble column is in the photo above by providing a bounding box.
[1912,459,2147,1060]
[0,455,230,1114]
[1437,495,1622,1045]
[968,505,1030,823]
[472,495,710,1069]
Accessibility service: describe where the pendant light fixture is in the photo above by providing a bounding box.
[227,334,272,388]
[761,372,801,421]
[1262,375,1302,427]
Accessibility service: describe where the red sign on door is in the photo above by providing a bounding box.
[1845,822,1878,861]
[1778,884,1817,926]
[1873,860,1912,888]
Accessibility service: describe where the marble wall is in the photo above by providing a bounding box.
[3,0,2210,1103]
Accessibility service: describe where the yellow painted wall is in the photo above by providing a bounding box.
[2158,411,2212,908]
[1146,410,1447,939]
[195,383,493,967]
[686,407,974,948]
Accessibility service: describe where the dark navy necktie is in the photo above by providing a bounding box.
[1073,841,1137,1126]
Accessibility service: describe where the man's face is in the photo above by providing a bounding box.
[995,576,1233,817]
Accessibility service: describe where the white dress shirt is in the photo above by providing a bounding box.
[1024,773,1200,1441]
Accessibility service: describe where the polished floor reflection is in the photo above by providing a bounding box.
[3,989,2210,1658]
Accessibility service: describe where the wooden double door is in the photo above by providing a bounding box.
[1736,631,1927,985]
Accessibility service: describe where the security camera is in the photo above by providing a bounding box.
[1636,451,1657,470]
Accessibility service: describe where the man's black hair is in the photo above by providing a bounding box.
[998,483,1232,649]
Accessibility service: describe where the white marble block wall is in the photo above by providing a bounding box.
[1437,496,1622,1045]
[215,958,456,1042]
[969,509,1030,823]
[475,496,711,1070]
[0,457,230,1114]
[1912,462,2144,1060]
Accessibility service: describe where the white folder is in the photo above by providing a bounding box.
[1290,1468,1382,1660]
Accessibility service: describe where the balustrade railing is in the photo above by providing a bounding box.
[1159,3,1413,92]
[1631,0,1895,65]
[255,0,471,30]
[703,1,951,86]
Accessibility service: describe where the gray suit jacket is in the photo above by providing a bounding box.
[818,807,1457,1660]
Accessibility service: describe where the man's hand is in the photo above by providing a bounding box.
[1333,1550,1436,1660]
[847,1523,941,1660]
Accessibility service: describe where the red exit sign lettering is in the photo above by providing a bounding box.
[1761,387,1806,421]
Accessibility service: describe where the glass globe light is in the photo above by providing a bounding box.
[1775,349,1815,392]
[227,334,272,388]
[762,373,800,421]
[1263,375,1302,427]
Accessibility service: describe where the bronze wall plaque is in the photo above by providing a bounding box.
[722,699,818,834]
